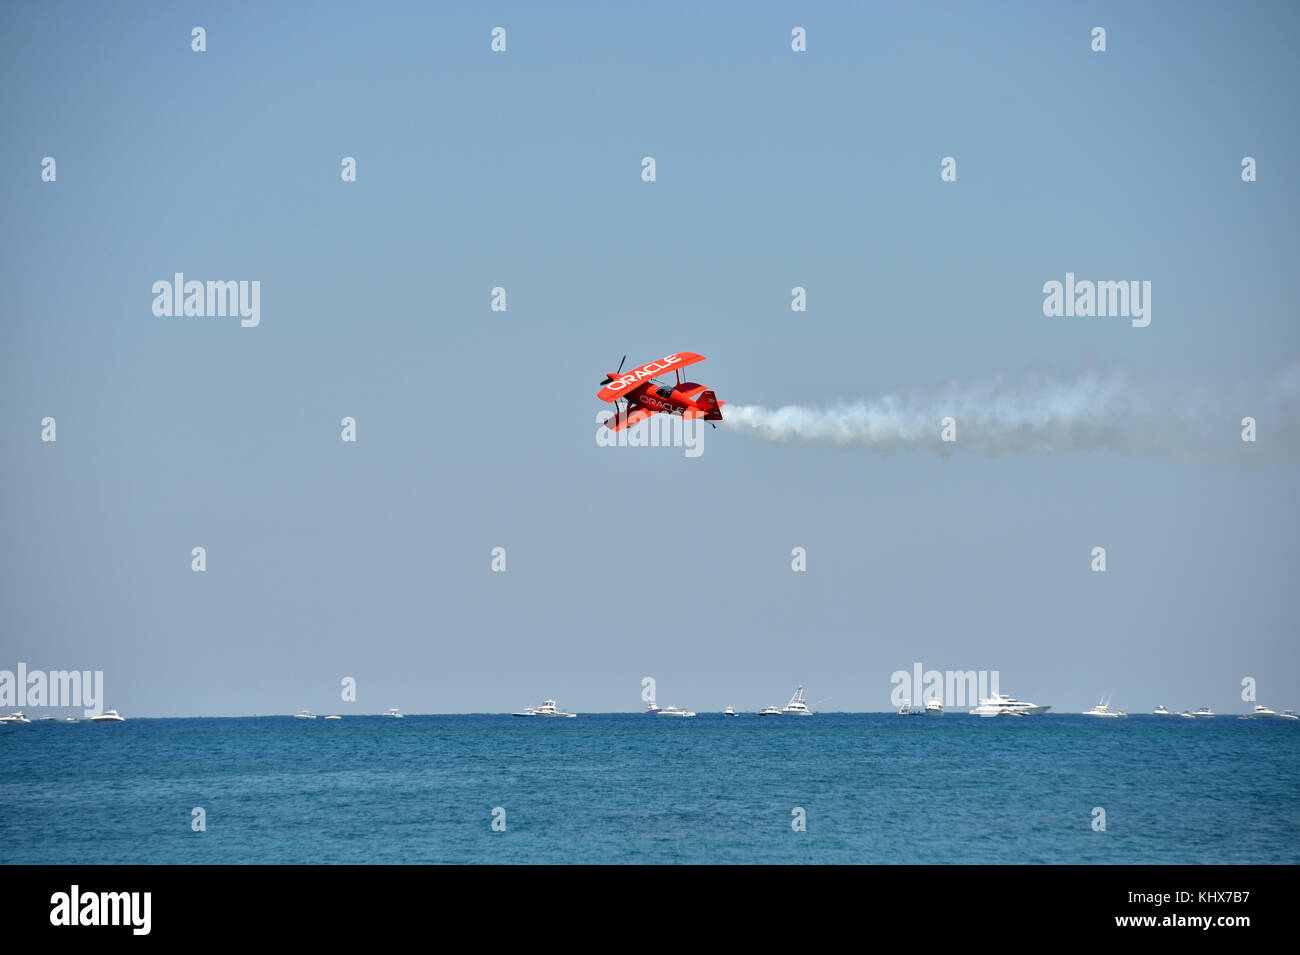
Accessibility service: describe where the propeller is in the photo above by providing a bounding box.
[599,355,627,387]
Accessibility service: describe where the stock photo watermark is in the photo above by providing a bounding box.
[0,664,105,717]
[152,273,260,328]
[50,887,151,935]
[1042,272,1150,327]
[890,663,1001,709]
[594,410,705,457]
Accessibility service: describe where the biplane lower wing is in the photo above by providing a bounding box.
[603,406,655,432]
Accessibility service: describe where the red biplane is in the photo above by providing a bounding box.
[598,352,725,431]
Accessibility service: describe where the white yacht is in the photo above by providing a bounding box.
[1083,695,1126,718]
[924,699,944,716]
[781,685,814,716]
[294,710,316,719]
[970,693,1049,717]
[382,708,404,718]
[324,715,342,720]
[0,712,31,723]
[1244,705,1280,719]
[514,699,576,718]
[657,705,696,718]
[1178,710,1196,719]
[1281,710,1299,721]
[723,705,736,717]
[897,701,920,716]
[644,701,661,715]
[1153,705,1173,716]
[756,705,782,716]
[63,715,78,723]
[1192,707,1215,718]
[38,715,56,721]
[91,710,125,722]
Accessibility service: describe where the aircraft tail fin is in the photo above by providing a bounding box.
[698,390,724,420]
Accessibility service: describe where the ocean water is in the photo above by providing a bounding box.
[1,714,1296,864]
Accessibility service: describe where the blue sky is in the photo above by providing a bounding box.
[2,1,1298,715]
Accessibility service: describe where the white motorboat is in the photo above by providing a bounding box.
[382,708,404,718]
[324,715,342,720]
[645,701,661,715]
[1178,710,1195,718]
[536,699,576,718]
[38,716,55,721]
[90,710,124,722]
[897,701,920,716]
[1083,695,1126,718]
[63,715,78,722]
[657,705,696,718]
[1153,705,1173,716]
[756,705,782,716]
[723,705,736,716]
[1244,705,1280,719]
[969,693,1049,717]
[514,699,576,718]
[1281,710,1299,721]
[924,699,944,716]
[0,712,31,724]
[1192,707,1215,718]
[781,685,814,716]
[294,710,316,719]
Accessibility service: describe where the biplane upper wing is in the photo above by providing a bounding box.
[597,352,706,402]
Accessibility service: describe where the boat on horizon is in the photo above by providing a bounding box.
[657,705,696,718]
[756,704,782,716]
[1192,707,1215,718]
[1153,705,1173,716]
[970,693,1049,717]
[0,712,31,724]
[382,708,404,718]
[924,699,944,716]
[90,709,125,722]
[781,685,814,716]
[294,710,316,720]
[1244,705,1282,719]
[723,705,736,717]
[513,699,576,718]
[1083,695,1126,718]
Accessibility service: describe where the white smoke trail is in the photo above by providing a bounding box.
[722,363,1300,465]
